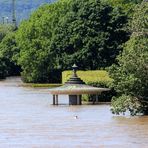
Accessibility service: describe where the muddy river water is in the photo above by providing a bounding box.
[0,77,148,148]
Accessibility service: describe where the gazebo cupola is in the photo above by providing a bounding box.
[65,64,85,85]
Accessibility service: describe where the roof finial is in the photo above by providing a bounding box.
[72,64,78,77]
[65,64,85,84]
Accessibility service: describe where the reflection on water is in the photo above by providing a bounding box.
[0,77,148,148]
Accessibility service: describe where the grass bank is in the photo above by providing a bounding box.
[20,83,62,88]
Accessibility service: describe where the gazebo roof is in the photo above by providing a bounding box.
[49,84,110,95]
[49,64,110,95]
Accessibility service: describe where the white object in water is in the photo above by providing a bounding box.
[74,116,78,119]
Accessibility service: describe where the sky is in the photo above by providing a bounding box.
[0,0,56,24]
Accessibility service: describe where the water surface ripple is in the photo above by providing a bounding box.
[0,77,148,148]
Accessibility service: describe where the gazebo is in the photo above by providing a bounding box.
[49,64,110,105]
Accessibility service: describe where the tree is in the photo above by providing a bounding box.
[0,58,6,79]
[50,0,129,70]
[0,32,20,77]
[109,2,148,115]
[0,24,15,79]
[16,0,129,82]
[104,0,143,15]
[0,24,14,42]
[16,0,70,83]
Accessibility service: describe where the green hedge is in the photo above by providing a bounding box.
[62,70,112,84]
[21,83,62,88]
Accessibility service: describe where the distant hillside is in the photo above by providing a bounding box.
[0,0,56,24]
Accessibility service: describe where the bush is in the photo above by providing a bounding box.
[108,2,148,115]
[111,95,148,116]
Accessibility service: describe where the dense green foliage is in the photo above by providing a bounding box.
[15,0,129,82]
[106,0,143,12]
[111,95,146,116]
[0,58,6,79]
[16,0,70,83]
[51,0,128,70]
[0,24,18,79]
[0,32,20,77]
[0,24,14,42]
[109,1,148,115]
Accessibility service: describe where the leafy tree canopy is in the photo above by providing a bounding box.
[16,0,129,82]
[16,0,70,82]
[0,24,15,79]
[0,24,14,42]
[104,0,143,15]
[50,0,129,70]
[109,1,148,115]
[0,32,20,77]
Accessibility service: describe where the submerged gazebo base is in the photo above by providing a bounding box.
[69,95,82,105]
[52,94,82,105]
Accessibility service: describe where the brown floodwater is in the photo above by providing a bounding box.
[0,77,148,148]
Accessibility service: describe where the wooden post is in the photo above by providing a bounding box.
[80,95,82,105]
[96,94,98,102]
[69,95,82,105]
[56,95,58,105]
[92,95,96,104]
[77,95,79,105]
[77,95,82,105]
[53,95,55,105]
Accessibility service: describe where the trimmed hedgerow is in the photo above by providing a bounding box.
[62,70,112,84]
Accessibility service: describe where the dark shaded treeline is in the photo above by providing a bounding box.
[0,0,143,82]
